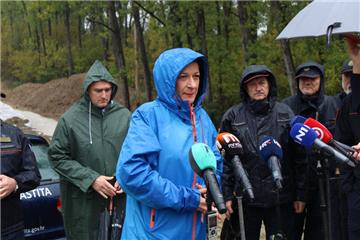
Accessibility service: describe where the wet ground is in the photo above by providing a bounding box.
[0,101,57,140]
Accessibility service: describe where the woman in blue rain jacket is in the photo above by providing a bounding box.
[116,48,223,240]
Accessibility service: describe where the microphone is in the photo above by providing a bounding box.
[290,123,355,167]
[303,118,358,160]
[188,143,226,214]
[290,115,306,127]
[258,136,283,190]
[216,132,254,199]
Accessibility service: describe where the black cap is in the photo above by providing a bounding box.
[243,73,269,84]
[295,66,321,79]
[341,60,353,74]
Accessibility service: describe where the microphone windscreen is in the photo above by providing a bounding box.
[290,123,318,148]
[304,118,333,143]
[290,115,306,127]
[217,132,243,155]
[189,143,216,176]
[258,136,283,162]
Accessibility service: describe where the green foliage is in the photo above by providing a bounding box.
[1,1,352,125]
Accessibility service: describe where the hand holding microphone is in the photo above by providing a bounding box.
[217,132,254,199]
[189,143,226,214]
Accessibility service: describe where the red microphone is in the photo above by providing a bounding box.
[303,118,333,143]
[304,118,357,162]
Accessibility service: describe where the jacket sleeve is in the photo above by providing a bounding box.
[48,118,100,192]
[116,110,200,212]
[335,97,358,193]
[14,131,41,193]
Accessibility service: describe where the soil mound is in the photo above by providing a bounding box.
[3,74,85,120]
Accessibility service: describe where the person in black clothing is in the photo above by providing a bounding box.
[335,35,360,240]
[220,65,306,240]
[335,60,353,105]
[283,61,340,240]
[0,94,41,240]
[332,59,353,240]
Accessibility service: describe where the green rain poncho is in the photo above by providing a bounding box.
[49,60,131,239]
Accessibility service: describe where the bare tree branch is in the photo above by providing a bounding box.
[133,1,166,26]
[86,17,115,33]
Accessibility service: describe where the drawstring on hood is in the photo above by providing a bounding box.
[89,102,93,144]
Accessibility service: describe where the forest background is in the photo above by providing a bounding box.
[0,0,350,125]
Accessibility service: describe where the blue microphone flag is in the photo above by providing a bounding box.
[290,123,318,148]
[258,135,283,161]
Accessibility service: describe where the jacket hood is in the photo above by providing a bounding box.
[239,65,277,103]
[83,60,118,100]
[153,48,208,112]
[295,61,325,98]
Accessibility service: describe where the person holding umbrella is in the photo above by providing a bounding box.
[48,60,131,239]
[335,35,360,240]
[116,48,223,239]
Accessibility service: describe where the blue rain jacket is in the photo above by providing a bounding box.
[116,48,223,240]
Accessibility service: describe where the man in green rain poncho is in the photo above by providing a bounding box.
[49,60,131,239]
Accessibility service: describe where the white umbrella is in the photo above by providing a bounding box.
[276,0,360,44]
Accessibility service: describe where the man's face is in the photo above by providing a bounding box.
[245,77,270,101]
[298,76,321,96]
[176,62,200,104]
[342,73,351,94]
[88,81,112,108]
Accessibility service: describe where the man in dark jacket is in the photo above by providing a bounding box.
[335,60,353,105]
[335,35,360,240]
[1,116,41,239]
[283,61,339,240]
[48,60,131,239]
[220,65,306,240]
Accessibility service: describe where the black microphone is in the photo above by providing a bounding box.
[258,136,283,190]
[217,132,255,199]
[188,143,226,214]
[290,123,355,167]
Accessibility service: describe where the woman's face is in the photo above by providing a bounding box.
[176,62,200,104]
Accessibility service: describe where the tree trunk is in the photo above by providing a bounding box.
[196,6,212,102]
[64,1,74,76]
[21,1,32,39]
[169,2,182,48]
[237,1,257,64]
[279,39,296,96]
[222,1,231,50]
[134,24,140,102]
[108,0,130,109]
[132,3,152,101]
[78,15,82,49]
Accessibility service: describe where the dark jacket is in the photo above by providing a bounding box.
[220,65,306,207]
[1,120,41,237]
[283,61,339,194]
[335,73,360,232]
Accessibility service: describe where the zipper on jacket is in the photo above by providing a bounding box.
[150,208,155,229]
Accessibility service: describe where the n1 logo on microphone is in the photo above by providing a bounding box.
[295,126,309,143]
